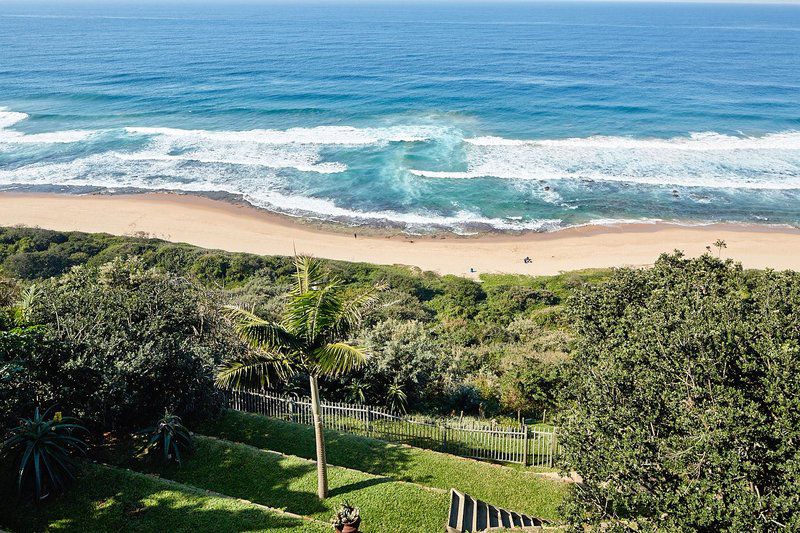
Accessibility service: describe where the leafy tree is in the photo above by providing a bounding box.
[0,326,56,430]
[559,252,800,531]
[23,258,234,430]
[218,256,380,499]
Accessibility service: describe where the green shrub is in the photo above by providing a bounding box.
[0,227,582,421]
[0,326,61,430]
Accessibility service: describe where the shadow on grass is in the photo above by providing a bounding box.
[131,438,328,516]
[198,410,427,482]
[0,463,326,533]
[328,475,392,497]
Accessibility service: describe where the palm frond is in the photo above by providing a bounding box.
[283,285,342,343]
[224,305,300,351]
[16,283,41,323]
[216,352,294,390]
[292,256,327,295]
[312,342,367,378]
[332,284,384,338]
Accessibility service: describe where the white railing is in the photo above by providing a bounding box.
[220,388,558,467]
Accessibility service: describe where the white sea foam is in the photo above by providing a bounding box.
[467,131,800,151]
[411,131,800,189]
[0,108,94,144]
[116,137,347,174]
[0,109,29,129]
[3,105,800,231]
[125,124,443,146]
[117,124,453,175]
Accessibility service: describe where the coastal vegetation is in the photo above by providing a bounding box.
[0,226,581,422]
[1,226,799,530]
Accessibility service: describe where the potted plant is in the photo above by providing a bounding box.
[331,501,361,533]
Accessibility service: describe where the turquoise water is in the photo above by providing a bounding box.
[1,1,799,233]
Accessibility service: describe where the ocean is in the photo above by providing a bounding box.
[1,1,799,233]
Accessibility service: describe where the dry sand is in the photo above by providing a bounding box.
[2,192,800,277]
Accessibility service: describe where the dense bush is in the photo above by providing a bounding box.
[559,253,800,530]
[16,259,238,430]
[356,319,451,409]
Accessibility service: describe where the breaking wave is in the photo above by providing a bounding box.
[2,107,800,232]
[0,109,94,144]
[410,131,800,189]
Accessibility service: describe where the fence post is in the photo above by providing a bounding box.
[288,397,295,423]
[366,407,372,436]
[522,425,529,467]
[441,422,448,452]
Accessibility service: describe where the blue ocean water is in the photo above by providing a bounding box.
[1,1,799,233]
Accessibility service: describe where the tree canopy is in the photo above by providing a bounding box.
[559,252,800,531]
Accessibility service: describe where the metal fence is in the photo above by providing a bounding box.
[221,388,558,468]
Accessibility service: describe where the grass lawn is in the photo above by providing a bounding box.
[0,463,327,533]
[199,409,570,520]
[131,436,449,533]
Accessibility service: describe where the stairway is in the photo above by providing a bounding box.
[446,489,547,532]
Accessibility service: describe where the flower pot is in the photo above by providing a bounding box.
[335,517,361,533]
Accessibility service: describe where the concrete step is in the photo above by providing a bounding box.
[446,488,547,532]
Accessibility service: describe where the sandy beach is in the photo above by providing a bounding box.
[2,192,800,277]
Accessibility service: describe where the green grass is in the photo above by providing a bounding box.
[0,412,568,532]
[132,436,449,533]
[0,463,327,533]
[198,409,569,520]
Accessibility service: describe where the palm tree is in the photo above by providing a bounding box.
[216,256,380,499]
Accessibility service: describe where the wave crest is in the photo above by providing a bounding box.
[413,131,800,189]
[0,108,94,144]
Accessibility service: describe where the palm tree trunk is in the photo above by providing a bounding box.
[309,374,328,499]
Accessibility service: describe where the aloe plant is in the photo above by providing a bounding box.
[140,411,193,465]
[386,382,408,414]
[1,408,88,501]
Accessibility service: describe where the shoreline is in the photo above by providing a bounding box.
[2,191,800,276]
